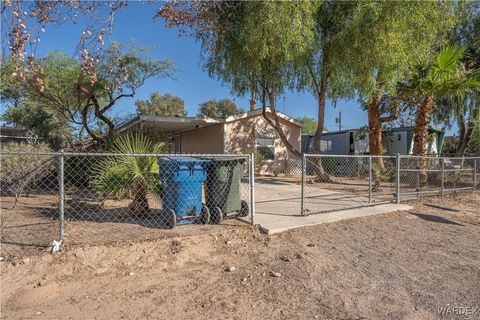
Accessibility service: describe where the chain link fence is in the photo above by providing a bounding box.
[1,152,61,259]
[301,155,397,214]
[398,155,478,201]
[300,154,479,215]
[1,151,254,260]
[2,149,478,259]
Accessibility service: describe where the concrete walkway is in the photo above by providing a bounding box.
[253,177,412,234]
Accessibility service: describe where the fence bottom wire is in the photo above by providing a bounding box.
[1,152,253,260]
[1,150,477,259]
[301,154,478,216]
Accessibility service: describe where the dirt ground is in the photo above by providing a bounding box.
[1,192,479,320]
[0,192,251,259]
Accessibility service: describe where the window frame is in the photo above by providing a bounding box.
[255,136,276,161]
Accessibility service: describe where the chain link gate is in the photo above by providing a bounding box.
[300,154,479,215]
[300,154,397,215]
[1,151,255,260]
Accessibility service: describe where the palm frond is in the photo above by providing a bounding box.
[432,45,466,78]
[91,134,165,200]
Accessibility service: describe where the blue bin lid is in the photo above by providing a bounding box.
[158,156,211,170]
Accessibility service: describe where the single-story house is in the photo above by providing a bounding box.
[302,126,445,156]
[0,126,33,145]
[382,126,445,155]
[302,129,369,155]
[118,108,303,175]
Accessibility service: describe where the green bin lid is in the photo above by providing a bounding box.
[198,156,246,163]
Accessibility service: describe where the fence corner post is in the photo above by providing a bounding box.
[249,153,255,225]
[441,158,445,197]
[58,149,65,243]
[368,156,372,204]
[395,153,401,204]
[301,153,306,216]
[474,159,477,190]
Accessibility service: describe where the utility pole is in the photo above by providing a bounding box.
[335,111,342,131]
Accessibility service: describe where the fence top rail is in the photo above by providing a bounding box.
[304,154,396,159]
[0,150,251,158]
[303,153,479,160]
[400,155,480,160]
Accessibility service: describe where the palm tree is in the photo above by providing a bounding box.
[408,46,479,156]
[91,134,165,216]
[403,45,480,184]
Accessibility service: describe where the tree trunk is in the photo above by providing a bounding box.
[249,98,256,112]
[312,64,327,156]
[456,105,479,156]
[311,57,332,182]
[456,110,467,156]
[413,93,434,186]
[262,91,302,158]
[368,90,385,165]
[367,90,385,190]
[249,70,257,111]
[413,94,434,156]
[128,186,150,217]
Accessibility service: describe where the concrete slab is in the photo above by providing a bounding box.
[257,203,413,235]
[251,177,411,234]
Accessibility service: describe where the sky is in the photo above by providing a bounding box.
[3,2,455,134]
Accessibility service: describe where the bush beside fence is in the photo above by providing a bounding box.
[0,151,254,259]
[1,150,477,259]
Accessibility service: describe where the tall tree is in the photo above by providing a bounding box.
[403,45,480,183]
[198,99,242,118]
[336,0,454,189]
[433,0,480,156]
[2,101,70,149]
[1,59,71,148]
[292,0,450,184]
[297,116,318,135]
[136,92,187,117]
[12,44,175,145]
[1,1,127,84]
[158,1,319,158]
[467,123,480,154]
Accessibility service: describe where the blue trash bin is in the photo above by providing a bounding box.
[158,157,211,228]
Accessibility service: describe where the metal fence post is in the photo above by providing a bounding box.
[58,150,65,243]
[396,153,401,204]
[416,157,420,198]
[474,159,477,190]
[368,156,372,204]
[301,153,306,215]
[249,153,255,225]
[441,158,445,197]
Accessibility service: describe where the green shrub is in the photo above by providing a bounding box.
[91,134,164,216]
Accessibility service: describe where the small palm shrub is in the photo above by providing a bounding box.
[91,134,164,216]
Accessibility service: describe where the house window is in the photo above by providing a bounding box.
[256,137,275,160]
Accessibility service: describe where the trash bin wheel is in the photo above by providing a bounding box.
[196,205,211,224]
[211,206,223,224]
[238,200,249,217]
[165,209,176,229]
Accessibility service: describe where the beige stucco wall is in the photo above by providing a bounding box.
[177,123,224,154]
[225,113,302,174]
[176,113,302,175]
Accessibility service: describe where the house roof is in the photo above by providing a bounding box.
[118,108,304,134]
[302,126,444,138]
[0,126,28,138]
[224,108,305,128]
[117,115,219,133]
[388,125,444,134]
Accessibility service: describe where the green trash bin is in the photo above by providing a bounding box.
[202,156,249,224]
